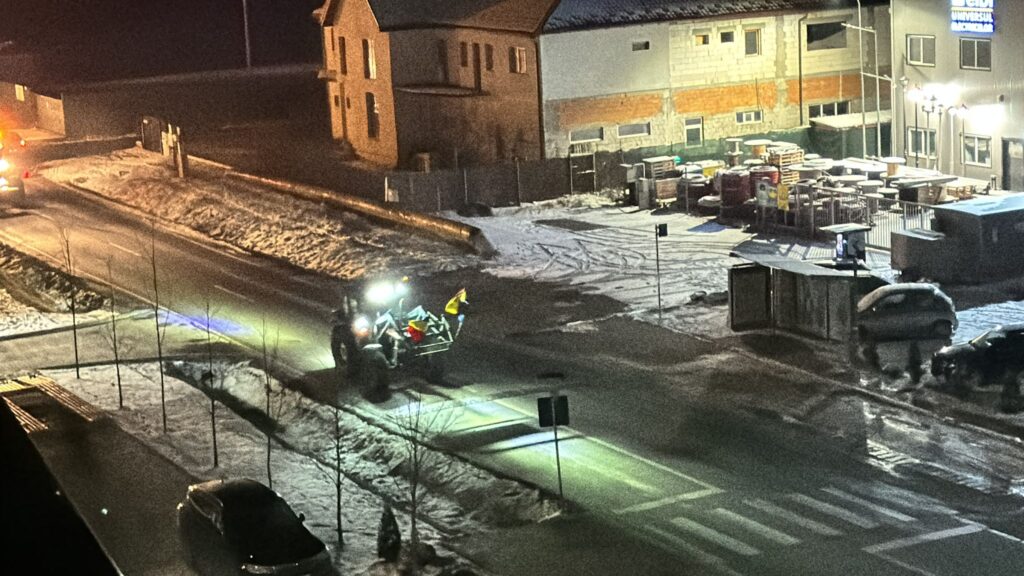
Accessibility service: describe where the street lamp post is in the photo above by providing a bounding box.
[899,76,910,159]
[242,0,253,68]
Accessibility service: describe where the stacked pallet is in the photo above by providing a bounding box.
[768,145,805,186]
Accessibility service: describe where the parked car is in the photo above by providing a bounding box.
[177,478,332,576]
[931,324,1024,387]
[856,283,957,342]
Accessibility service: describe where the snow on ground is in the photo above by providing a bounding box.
[39,148,478,280]
[0,288,62,335]
[48,362,478,576]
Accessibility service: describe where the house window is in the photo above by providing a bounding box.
[960,38,991,70]
[907,127,936,158]
[15,84,26,102]
[618,123,651,138]
[570,127,603,143]
[807,21,846,51]
[631,40,650,52]
[809,101,850,118]
[736,110,763,124]
[437,40,449,82]
[459,42,469,67]
[694,33,710,46]
[907,35,936,66]
[333,95,340,108]
[744,29,761,56]
[365,93,379,139]
[485,44,494,71]
[963,134,992,166]
[720,31,734,43]
[338,36,347,75]
[362,39,376,79]
[684,118,703,147]
[509,47,527,74]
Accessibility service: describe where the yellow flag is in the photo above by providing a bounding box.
[445,288,467,315]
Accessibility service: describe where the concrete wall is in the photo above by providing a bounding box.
[35,95,66,135]
[0,81,37,127]
[540,7,891,159]
[390,28,542,168]
[892,0,1024,189]
[322,0,399,167]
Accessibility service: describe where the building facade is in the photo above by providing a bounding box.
[316,0,552,169]
[892,0,1024,191]
[540,1,891,160]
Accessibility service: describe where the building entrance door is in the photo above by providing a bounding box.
[1003,138,1024,192]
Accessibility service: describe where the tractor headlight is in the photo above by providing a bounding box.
[352,315,371,336]
[0,158,10,173]
[0,177,7,187]
[365,281,395,305]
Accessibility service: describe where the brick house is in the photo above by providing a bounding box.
[316,0,890,168]
[314,0,555,169]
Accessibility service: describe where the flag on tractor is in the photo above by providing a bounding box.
[445,288,468,315]
[406,319,427,343]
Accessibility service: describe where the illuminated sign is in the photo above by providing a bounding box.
[951,0,995,34]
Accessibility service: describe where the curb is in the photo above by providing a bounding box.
[222,170,496,257]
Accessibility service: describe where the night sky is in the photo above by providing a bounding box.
[0,1,323,84]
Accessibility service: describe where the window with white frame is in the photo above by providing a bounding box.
[736,110,763,124]
[960,38,991,70]
[570,127,603,143]
[365,92,380,139]
[509,46,527,73]
[807,21,847,51]
[963,134,992,166]
[720,31,734,43]
[744,29,761,56]
[809,100,850,118]
[684,118,703,147]
[362,38,376,79]
[618,123,651,138]
[907,127,936,158]
[631,40,651,52]
[907,35,936,66]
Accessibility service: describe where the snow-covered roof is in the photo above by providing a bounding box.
[319,0,558,34]
[544,0,888,32]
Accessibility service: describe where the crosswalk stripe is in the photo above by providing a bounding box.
[712,508,801,546]
[671,516,761,556]
[856,482,959,516]
[821,487,917,523]
[786,494,879,529]
[643,525,745,576]
[743,498,843,536]
[863,524,985,554]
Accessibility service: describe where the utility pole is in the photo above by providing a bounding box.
[242,0,253,68]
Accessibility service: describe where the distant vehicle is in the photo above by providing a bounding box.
[177,478,332,576]
[856,283,957,342]
[931,324,1024,387]
[0,128,27,153]
[0,127,28,206]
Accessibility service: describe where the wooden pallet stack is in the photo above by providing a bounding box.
[767,146,805,187]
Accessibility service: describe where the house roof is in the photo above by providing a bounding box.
[318,0,558,34]
[544,0,888,32]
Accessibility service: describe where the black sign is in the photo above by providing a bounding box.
[656,223,668,237]
[537,395,569,427]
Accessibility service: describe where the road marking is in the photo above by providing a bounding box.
[616,488,724,514]
[862,524,985,554]
[786,493,879,529]
[743,499,843,536]
[107,241,141,257]
[214,284,254,303]
[820,487,917,523]
[670,516,761,556]
[643,525,745,576]
[857,481,959,516]
[712,508,801,546]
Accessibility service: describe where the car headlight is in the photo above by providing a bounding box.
[0,158,10,172]
[0,177,7,187]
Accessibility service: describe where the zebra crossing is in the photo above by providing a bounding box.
[635,481,969,574]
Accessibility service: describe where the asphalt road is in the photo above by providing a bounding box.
[2,177,1023,576]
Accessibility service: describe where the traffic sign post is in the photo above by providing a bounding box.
[655,223,668,320]
[537,374,568,501]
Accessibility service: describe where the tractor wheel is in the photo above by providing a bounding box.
[424,354,447,385]
[362,346,391,393]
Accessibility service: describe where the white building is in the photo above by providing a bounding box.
[892,0,1024,191]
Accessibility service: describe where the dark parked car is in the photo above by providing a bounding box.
[856,283,957,342]
[177,478,332,575]
[931,324,1024,387]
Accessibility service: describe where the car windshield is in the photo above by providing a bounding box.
[222,495,322,565]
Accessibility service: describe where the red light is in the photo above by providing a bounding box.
[23,170,30,178]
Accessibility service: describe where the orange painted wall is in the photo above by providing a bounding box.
[673,82,778,116]
[786,73,863,105]
[554,92,663,130]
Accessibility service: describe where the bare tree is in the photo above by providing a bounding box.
[140,222,170,433]
[260,317,282,489]
[106,258,123,408]
[201,298,222,468]
[389,392,459,567]
[56,226,81,378]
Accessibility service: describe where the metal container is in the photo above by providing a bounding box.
[721,170,752,207]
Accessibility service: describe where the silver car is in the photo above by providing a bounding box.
[856,283,957,341]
